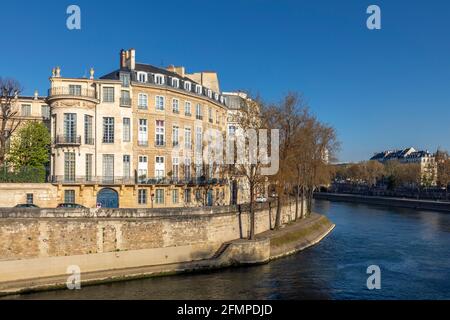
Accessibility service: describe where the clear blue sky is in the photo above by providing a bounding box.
[1,0,450,162]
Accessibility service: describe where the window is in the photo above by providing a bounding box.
[69,85,81,96]
[123,155,130,179]
[103,87,114,103]
[120,90,131,106]
[214,92,219,101]
[207,89,212,98]
[172,126,179,147]
[64,190,75,203]
[138,156,148,182]
[26,193,33,205]
[184,189,191,203]
[195,127,202,153]
[64,152,76,182]
[103,117,114,143]
[155,189,164,204]
[220,96,224,104]
[84,115,93,145]
[64,113,77,141]
[120,73,130,87]
[155,120,165,146]
[228,125,237,136]
[172,189,179,204]
[185,101,191,116]
[138,93,148,109]
[172,157,179,180]
[172,78,179,88]
[138,119,148,146]
[138,189,147,204]
[208,107,213,122]
[102,154,114,182]
[21,104,31,117]
[196,104,202,120]
[155,96,165,111]
[184,157,191,180]
[137,72,148,83]
[123,118,131,142]
[86,154,93,181]
[195,189,201,202]
[195,85,202,94]
[172,98,179,113]
[184,128,191,149]
[184,81,191,91]
[155,74,165,85]
[196,163,202,178]
[155,156,165,178]
[41,105,50,120]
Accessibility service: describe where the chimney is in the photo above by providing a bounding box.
[129,48,136,70]
[168,66,185,78]
[120,49,126,69]
[34,90,39,100]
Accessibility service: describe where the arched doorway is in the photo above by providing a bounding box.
[97,188,119,208]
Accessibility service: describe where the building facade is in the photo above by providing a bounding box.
[47,49,231,208]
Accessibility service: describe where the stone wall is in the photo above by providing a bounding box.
[0,201,300,287]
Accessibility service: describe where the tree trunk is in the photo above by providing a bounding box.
[295,184,299,221]
[301,186,305,219]
[249,187,255,240]
[275,195,282,229]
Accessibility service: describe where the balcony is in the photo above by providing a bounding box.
[137,140,148,147]
[155,140,165,147]
[54,135,81,146]
[120,97,132,107]
[196,115,203,120]
[51,176,136,185]
[185,112,192,117]
[47,87,98,103]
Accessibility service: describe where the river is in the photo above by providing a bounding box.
[5,200,450,300]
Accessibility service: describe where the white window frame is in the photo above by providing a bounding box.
[138,119,148,145]
[154,74,165,85]
[172,78,179,88]
[138,155,148,182]
[184,81,191,92]
[172,125,179,147]
[155,120,165,146]
[207,89,212,98]
[195,85,202,94]
[155,95,165,111]
[155,156,165,178]
[185,101,191,115]
[137,72,148,83]
[138,93,148,109]
[172,98,179,113]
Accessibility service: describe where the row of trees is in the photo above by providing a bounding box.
[232,92,339,239]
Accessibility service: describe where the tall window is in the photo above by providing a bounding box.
[138,93,148,109]
[155,156,165,178]
[172,78,179,88]
[69,85,81,96]
[26,194,34,205]
[103,87,114,103]
[123,155,130,179]
[64,113,77,142]
[184,128,191,149]
[155,120,165,146]
[172,189,179,204]
[184,81,191,91]
[103,117,114,143]
[155,95,165,111]
[196,104,202,120]
[184,157,191,180]
[64,190,75,203]
[120,73,130,87]
[120,90,131,106]
[123,118,131,142]
[64,152,76,182]
[172,126,179,147]
[185,101,191,116]
[138,189,147,204]
[184,189,191,203]
[137,72,147,83]
[208,107,213,122]
[138,156,148,182]
[85,154,93,181]
[195,127,203,153]
[102,154,114,183]
[21,104,31,117]
[155,189,164,204]
[195,85,202,94]
[41,105,50,120]
[138,119,148,146]
[84,115,93,145]
[172,98,179,113]
[172,157,179,180]
[155,74,165,85]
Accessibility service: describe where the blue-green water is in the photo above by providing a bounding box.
[6,200,450,300]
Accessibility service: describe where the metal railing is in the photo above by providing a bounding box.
[48,87,97,100]
[51,176,136,185]
[54,135,81,146]
[120,97,132,107]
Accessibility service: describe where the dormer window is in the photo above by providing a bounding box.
[207,89,212,99]
[184,81,191,92]
[155,74,165,85]
[195,85,202,94]
[137,72,148,83]
[172,78,179,88]
[220,96,224,104]
[214,92,219,100]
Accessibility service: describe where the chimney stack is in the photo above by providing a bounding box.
[121,48,136,70]
[120,49,126,69]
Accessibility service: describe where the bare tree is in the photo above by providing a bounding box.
[0,78,22,165]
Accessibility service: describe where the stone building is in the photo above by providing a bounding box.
[46,49,231,208]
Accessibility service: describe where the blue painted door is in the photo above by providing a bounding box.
[97,188,119,208]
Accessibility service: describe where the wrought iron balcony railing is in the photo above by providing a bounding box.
[48,87,97,100]
[54,135,81,146]
[120,97,132,107]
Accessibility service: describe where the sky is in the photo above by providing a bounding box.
[1,0,450,162]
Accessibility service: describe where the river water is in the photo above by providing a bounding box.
[6,200,450,300]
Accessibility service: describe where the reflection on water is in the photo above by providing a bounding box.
[4,200,450,300]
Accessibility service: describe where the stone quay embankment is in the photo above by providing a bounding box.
[0,202,334,295]
[314,192,450,213]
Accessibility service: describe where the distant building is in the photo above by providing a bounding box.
[370,147,437,185]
